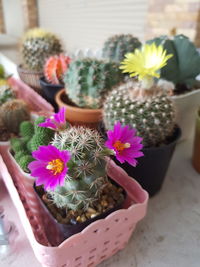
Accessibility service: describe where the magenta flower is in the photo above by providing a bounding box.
[28,145,71,191]
[105,121,143,166]
[39,107,66,130]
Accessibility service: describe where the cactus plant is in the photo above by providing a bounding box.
[102,34,141,63]
[63,58,123,109]
[44,54,71,85]
[0,80,15,105]
[147,34,200,91]
[103,43,176,147]
[0,99,30,135]
[21,28,63,71]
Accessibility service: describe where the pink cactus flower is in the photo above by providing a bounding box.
[39,107,66,130]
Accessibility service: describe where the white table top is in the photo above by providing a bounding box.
[1,138,200,267]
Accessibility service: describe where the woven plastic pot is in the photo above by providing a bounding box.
[171,88,200,140]
[40,77,63,111]
[34,183,125,246]
[0,155,148,267]
[113,126,181,197]
[17,64,43,94]
[192,109,200,173]
[55,89,102,128]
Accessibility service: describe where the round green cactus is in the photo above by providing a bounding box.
[63,58,123,109]
[50,127,108,210]
[147,34,200,90]
[18,155,34,173]
[102,34,141,63]
[0,100,30,135]
[21,28,63,71]
[103,81,176,147]
[20,121,34,140]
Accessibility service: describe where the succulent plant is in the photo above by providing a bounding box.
[147,34,200,91]
[103,43,176,147]
[0,80,15,105]
[21,28,63,71]
[49,127,108,210]
[44,54,71,85]
[11,116,55,172]
[64,58,123,109]
[0,99,30,135]
[102,34,141,63]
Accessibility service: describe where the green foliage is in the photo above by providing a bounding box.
[49,127,108,210]
[64,58,123,109]
[102,34,141,63]
[147,34,200,89]
[18,155,34,173]
[0,64,5,78]
[103,81,176,147]
[21,28,63,71]
[10,137,27,153]
[0,99,30,135]
[0,81,15,105]
[20,121,34,140]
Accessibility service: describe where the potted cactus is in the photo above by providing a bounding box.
[102,34,141,63]
[55,58,123,128]
[39,54,71,110]
[17,28,63,93]
[103,43,181,196]
[147,34,200,140]
[192,108,200,173]
[8,108,144,246]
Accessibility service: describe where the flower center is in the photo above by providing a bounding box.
[46,159,64,175]
[113,140,130,152]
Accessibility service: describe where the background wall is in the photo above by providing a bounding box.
[38,0,148,52]
[146,0,200,46]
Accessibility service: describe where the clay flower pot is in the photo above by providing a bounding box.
[40,77,63,111]
[55,89,102,128]
[171,88,200,140]
[192,109,200,173]
[17,65,43,94]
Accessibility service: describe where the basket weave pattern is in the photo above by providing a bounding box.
[0,153,148,267]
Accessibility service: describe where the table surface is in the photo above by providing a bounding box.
[0,138,200,267]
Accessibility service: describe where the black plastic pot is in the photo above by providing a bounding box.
[40,77,63,111]
[113,126,181,197]
[34,182,125,246]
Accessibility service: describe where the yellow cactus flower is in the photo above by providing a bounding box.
[120,43,173,88]
[23,28,53,40]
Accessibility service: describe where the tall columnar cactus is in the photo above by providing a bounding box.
[147,34,200,90]
[0,99,30,135]
[44,54,71,85]
[21,28,63,71]
[103,43,176,147]
[63,58,123,109]
[49,127,108,210]
[102,34,141,63]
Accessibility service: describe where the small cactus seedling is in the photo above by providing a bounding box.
[102,34,141,63]
[21,28,63,71]
[64,58,123,109]
[103,43,176,147]
[44,54,71,85]
[0,99,30,135]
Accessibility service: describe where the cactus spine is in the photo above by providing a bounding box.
[21,28,63,71]
[64,58,123,109]
[49,127,108,210]
[102,34,141,63]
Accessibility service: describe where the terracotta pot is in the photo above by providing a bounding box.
[17,64,43,94]
[192,109,200,173]
[171,88,200,141]
[55,89,102,128]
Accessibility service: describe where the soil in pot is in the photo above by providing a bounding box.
[35,180,125,246]
[55,89,102,129]
[99,124,181,197]
[40,77,63,111]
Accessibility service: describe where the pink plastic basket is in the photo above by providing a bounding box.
[8,76,54,115]
[0,152,148,267]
